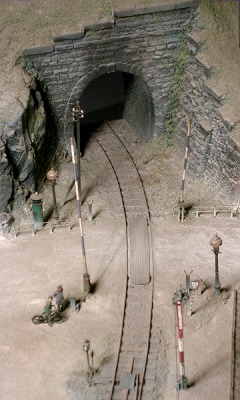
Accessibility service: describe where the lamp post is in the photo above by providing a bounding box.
[72,100,84,196]
[47,167,59,223]
[210,233,222,295]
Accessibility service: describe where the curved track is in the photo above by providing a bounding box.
[95,121,150,220]
[90,121,163,400]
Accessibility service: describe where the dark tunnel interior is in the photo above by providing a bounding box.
[77,71,154,151]
[80,71,129,125]
[79,71,131,151]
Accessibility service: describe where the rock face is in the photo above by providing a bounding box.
[0,212,14,232]
[0,82,47,212]
[0,137,12,212]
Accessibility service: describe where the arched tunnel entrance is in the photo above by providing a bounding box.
[77,71,154,151]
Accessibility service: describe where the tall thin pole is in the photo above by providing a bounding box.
[214,249,221,295]
[180,117,192,202]
[178,117,192,222]
[172,288,188,391]
[176,300,188,390]
[70,136,91,293]
[72,101,84,197]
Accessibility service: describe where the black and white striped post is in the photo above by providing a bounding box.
[178,117,192,222]
[70,136,91,293]
[72,100,84,195]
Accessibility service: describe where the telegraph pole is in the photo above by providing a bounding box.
[70,136,91,293]
[72,101,84,196]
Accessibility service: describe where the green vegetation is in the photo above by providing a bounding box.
[164,10,196,146]
[201,0,237,34]
[99,1,112,19]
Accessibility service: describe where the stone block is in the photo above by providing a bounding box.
[107,63,116,73]
[43,71,53,77]
[113,1,199,18]
[23,45,54,56]
[54,43,74,51]
[197,117,213,134]
[53,28,85,42]
[204,81,226,104]
[195,54,214,77]
[217,106,240,130]
[84,21,114,31]
[187,31,204,51]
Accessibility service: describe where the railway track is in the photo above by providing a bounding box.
[95,121,150,220]
[89,121,163,400]
[230,290,240,399]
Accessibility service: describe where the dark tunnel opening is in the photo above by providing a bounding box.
[78,71,154,150]
[80,71,125,124]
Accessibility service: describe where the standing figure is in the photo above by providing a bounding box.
[44,295,54,327]
[53,284,64,312]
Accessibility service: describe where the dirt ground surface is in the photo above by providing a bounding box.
[0,119,239,400]
[1,2,240,399]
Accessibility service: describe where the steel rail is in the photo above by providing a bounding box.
[91,128,129,400]
[92,120,155,400]
[104,121,150,221]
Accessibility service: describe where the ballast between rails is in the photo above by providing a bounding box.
[90,120,156,400]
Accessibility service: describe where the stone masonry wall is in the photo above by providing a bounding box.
[2,1,240,212]
[123,75,154,142]
[22,1,199,150]
[0,0,200,213]
[177,21,240,202]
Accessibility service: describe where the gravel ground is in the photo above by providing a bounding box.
[0,1,240,398]
[0,119,238,400]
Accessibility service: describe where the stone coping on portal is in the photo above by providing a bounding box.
[204,81,226,105]
[217,105,240,131]
[113,0,200,18]
[23,0,200,56]
[23,45,54,56]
